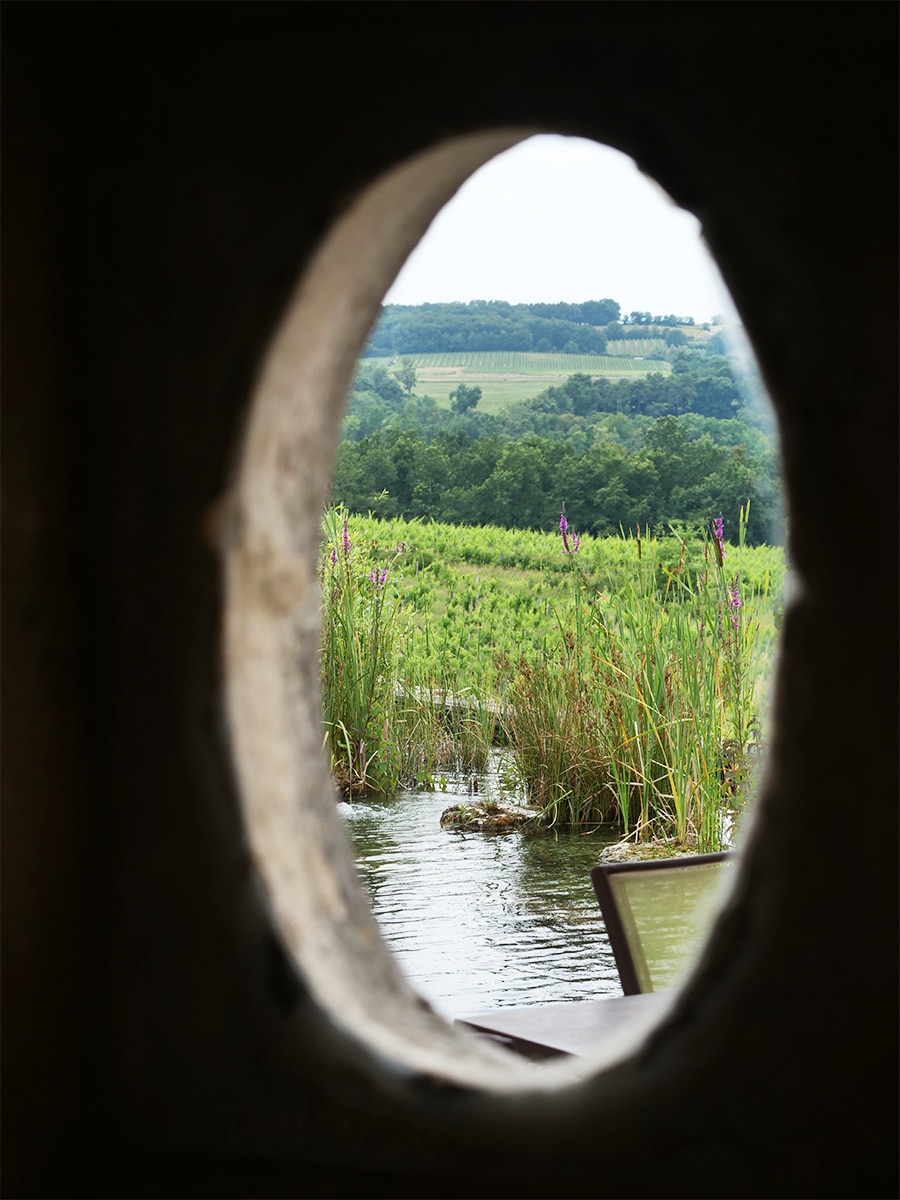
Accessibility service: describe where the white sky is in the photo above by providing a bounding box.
[386,135,738,325]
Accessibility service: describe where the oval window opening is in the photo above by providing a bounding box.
[225,133,783,1089]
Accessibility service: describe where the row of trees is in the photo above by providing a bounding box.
[566,325,698,352]
[331,419,781,545]
[621,311,696,326]
[495,299,622,324]
[511,360,745,420]
[363,301,710,357]
[363,300,619,356]
[347,387,774,461]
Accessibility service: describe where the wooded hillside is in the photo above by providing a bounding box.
[335,306,781,544]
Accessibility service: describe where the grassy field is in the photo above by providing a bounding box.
[362,347,672,413]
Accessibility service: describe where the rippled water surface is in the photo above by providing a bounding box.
[340,767,624,1018]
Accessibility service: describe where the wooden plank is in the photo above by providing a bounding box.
[457,991,671,1060]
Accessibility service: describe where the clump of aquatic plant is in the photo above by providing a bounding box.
[399,673,499,779]
[505,504,767,849]
[320,508,502,795]
[696,501,765,836]
[319,507,408,794]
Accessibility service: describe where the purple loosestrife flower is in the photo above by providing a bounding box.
[394,541,407,555]
[368,567,389,589]
[728,576,742,627]
[559,504,570,554]
[713,517,725,566]
[342,517,351,557]
[329,546,337,566]
[559,504,580,555]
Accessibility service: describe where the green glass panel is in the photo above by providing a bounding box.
[611,861,732,992]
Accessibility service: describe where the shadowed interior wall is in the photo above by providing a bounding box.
[3,6,897,1198]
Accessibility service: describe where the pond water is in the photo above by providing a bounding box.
[340,763,624,1019]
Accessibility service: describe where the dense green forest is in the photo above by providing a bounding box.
[362,298,699,357]
[333,303,781,545]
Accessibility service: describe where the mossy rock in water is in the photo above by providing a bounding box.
[440,802,532,834]
[598,840,698,864]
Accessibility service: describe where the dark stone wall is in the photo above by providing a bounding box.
[3,5,897,1197]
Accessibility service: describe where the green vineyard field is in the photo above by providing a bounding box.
[363,346,672,376]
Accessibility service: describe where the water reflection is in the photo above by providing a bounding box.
[340,767,623,1018]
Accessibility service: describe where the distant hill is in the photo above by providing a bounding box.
[335,337,782,544]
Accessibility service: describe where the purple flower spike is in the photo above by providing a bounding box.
[329,546,337,566]
[559,504,571,554]
[394,541,408,555]
[368,567,388,589]
[728,576,742,627]
[571,534,582,555]
[342,517,351,557]
[713,517,725,566]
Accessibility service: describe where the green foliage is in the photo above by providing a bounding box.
[333,414,782,544]
[393,358,417,394]
[363,300,615,356]
[450,382,481,414]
